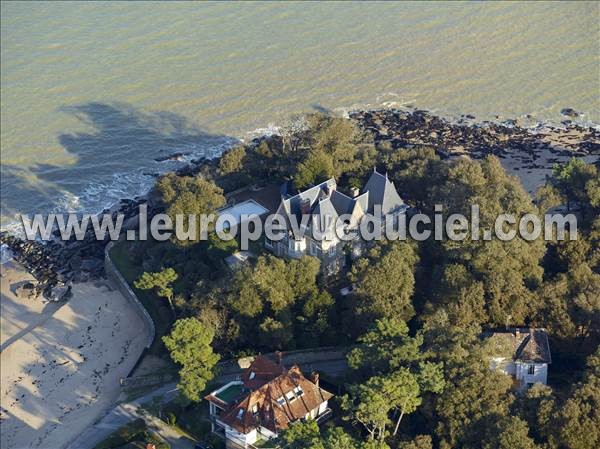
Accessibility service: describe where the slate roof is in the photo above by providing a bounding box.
[206,356,333,435]
[484,328,552,364]
[362,170,405,216]
[272,170,405,239]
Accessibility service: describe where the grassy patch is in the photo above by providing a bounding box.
[94,418,169,449]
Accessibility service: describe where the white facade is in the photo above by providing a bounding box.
[490,357,549,389]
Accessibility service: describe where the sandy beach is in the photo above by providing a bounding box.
[0,261,150,449]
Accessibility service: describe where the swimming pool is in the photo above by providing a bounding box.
[216,199,269,232]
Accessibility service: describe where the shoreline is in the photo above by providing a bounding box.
[1,105,598,238]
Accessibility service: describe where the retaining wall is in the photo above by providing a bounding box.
[104,241,155,349]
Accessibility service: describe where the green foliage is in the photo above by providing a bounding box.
[294,149,335,189]
[218,145,246,175]
[281,420,324,449]
[425,156,546,326]
[550,158,599,220]
[397,435,432,449]
[480,416,540,449]
[349,241,418,322]
[135,267,179,312]
[224,255,332,349]
[435,358,514,448]
[347,318,423,375]
[346,319,444,437]
[552,348,600,449]
[155,173,225,246]
[162,317,220,402]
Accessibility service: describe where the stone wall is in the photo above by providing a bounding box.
[104,241,155,349]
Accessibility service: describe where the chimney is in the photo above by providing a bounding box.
[351,187,360,198]
[311,372,320,387]
[515,329,520,339]
[275,351,283,367]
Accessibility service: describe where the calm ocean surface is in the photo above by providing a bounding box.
[1,1,599,229]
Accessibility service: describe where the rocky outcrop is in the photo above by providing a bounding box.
[350,109,599,161]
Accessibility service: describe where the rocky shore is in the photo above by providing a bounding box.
[0,197,156,302]
[350,108,599,160]
[2,108,598,299]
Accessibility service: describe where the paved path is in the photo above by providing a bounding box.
[65,383,179,449]
[143,413,197,449]
[68,357,348,449]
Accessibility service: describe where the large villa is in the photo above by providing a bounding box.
[205,355,333,448]
[267,169,409,275]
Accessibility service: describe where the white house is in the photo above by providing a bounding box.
[205,355,333,448]
[484,328,552,389]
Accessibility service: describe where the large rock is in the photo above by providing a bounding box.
[15,281,40,300]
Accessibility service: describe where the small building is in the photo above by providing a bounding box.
[205,355,333,448]
[483,328,552,389]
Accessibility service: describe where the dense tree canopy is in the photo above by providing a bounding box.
[162,317,220,402]
[155,173,226,245]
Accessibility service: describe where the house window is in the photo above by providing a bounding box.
[293,386,304,397]
[276,396,286,406]
[329,245,336,256]
[237,409,244,419]
[528,365,535,375]
[285,391,296,402]
[265,236,273,248]
[249,371,255,380]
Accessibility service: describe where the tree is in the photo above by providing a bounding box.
[435,357,514,448]
[309,114,375,178]
[341,377,394,442]
[387,368,422,436]
[424,156,546,326]
[549,158,599,220]
[155,173,225,246]
[480,416,540,449]
[294,149,334,189]
[349,241,418,322]
[553,349,600,449]
[347,318,423,376]
[135,268,178,313]
[218,145,246,175]
[225,255,331,349]
[397,435,432,449]
[162,318,220,402]
[323,427,361,449]
[280,420,324,449]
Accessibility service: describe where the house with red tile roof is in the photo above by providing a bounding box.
[205,355,333,448]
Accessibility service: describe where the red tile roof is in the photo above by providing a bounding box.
[206,356,333,434]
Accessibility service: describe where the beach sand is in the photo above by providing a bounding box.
[0,261,150,449]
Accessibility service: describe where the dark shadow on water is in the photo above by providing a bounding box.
[1,102,238,221]
[311,103,333,115]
